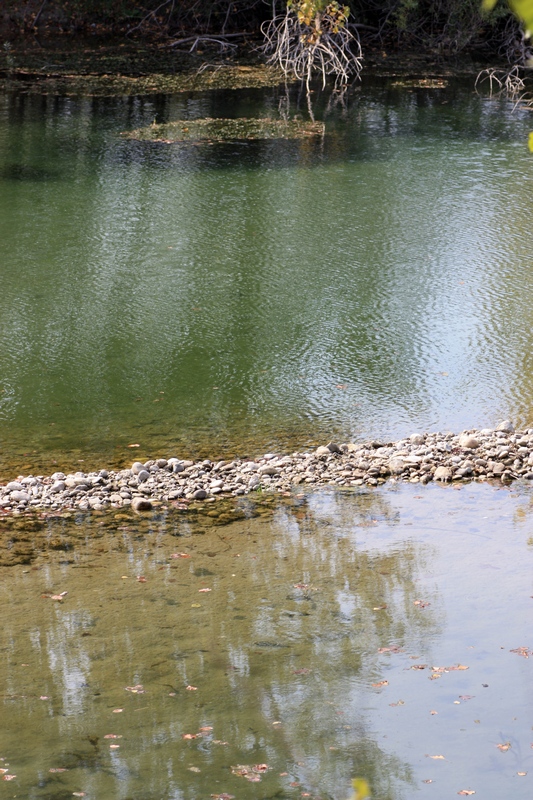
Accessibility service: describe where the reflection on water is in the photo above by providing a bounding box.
[1,483,533,798]
[1,82,533,474]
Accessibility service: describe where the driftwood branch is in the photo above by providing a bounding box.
[167,32,249,48]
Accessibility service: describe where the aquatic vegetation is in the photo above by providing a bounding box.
[122,116,325,143]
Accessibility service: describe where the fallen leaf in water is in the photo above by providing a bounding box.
[414,599,430,608]
[253,764,269,773]
[457,791,475,796]
[191,603,201,608]
[496,742,511,751]
[389,700,404,706]
[293,583,309,589]
[199,726,213,732]
[42,591,68,601]
[211,794,235,799]
[182,733,197,740]
[373,605,387,610]
[168,692,176,696]
[198,588,211,593]
[378,645,403,654]
[40,695,50,700]
[279,772,288,776]
[127,443,140,448]
[125,684,144,693]
[454,701,461,705]
[0,770,8,774]
[430,710,438,715]
[293,668,311,675]
[422,779,434,783]
[518,772,527,776]
[188,766,201,772]
[410,664,427,670]
[459,695,475,701]
[109,744,120,749]
[170,553,191,559]
[290,782,300,787]
[73,794,86,797]
[104,734,122,739]
[336,384,347,389]
[231,765,263,782]
[186,685,197,691]
[112,708,123,713]
[2,775,16,781]
[213,740,229,745]
[137,576,147,583]
[372,680,389,688]
[510,647,532,658]
[427,755,446,759]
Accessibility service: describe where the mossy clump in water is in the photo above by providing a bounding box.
[0,63,289,96]
[122,117,325,143]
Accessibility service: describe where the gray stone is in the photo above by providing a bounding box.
[136,470,150,483]
[315,446,331,456]
[131,462,146,474]
[5,481,23,492]
[326,442,343,454]
[51,472,66,481]
[410,433,425,445]
[389,457,406,475]
[459,434,480,449]
[49,481,66,494]
[258,465,281,475]
[10,490,29,503]
[496,420,515,433]
[193,489,207,500]
[434,466,452,481]
[131,497,153,511]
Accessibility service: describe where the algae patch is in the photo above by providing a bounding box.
[122,117,325,143]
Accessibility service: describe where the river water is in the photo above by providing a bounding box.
[2,76,533,799]
[1,78,533,474]
[2,483,533,798]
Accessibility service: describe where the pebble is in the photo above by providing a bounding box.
[1,422,532,515]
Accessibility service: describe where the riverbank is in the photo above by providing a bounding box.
[1,421,531,515]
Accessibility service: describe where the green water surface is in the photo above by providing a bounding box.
[1,80,533,475]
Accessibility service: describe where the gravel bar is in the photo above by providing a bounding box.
[1,420,531,514]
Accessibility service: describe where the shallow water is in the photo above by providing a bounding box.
[1,483,533,798]
[1,80,533,474]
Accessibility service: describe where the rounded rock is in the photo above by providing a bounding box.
[458,434,480,449]
[136,470,150,483]
[193,489,207,500]
[131,497,153,512]
[131,462,146,474]
[496,420,515,433]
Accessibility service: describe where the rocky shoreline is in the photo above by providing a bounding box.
[1,421,532,514]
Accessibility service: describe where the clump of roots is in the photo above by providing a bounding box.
[261,0,362,89]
